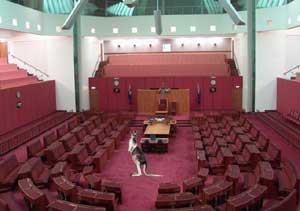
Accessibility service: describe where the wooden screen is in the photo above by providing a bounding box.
[137,89,190,115]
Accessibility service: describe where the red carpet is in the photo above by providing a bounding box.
[99,127,197,211]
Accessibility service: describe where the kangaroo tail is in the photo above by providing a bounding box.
[143,164,162,177]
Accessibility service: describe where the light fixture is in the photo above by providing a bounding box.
[151,26,156,33]
[131,27,138,33]
[197,43,201,47]
[91,28,96,34]
[112,27,119,34]
[190,26,196,32]
[37,24,41,31]
[91,86,96,90]
[181,43,184,47]
[12,18,18,26]
[133,44,136,48]
[149,44,152,48]
[117,44,121,48]
[213,43,217,47]
[25,21,30,29]
[170,26,176,32]
[210,25,216,31]
[288,17,292,25]
[56,26,62,32]
[0,17,2,24]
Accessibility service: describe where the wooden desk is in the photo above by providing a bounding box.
[52,176,77,202]
[48,200,106,211]
[18,178,48,211]
[144,123,171,136]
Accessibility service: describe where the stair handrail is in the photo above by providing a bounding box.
[232,51,241,75]
[92,55,102,77]
[8,52,49,80]
[283,64,300,75]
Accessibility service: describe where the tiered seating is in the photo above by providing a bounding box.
[0,61,39,89]
[256,111,300,148]
[0,111,76,155]
[103,53,231,77]
[0,112,132,211]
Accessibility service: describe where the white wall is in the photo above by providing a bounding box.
[234,29,300,112]
[8,34,76,111]
[233,33,250,111]
[79,36,102,110]
[256,30,288,111]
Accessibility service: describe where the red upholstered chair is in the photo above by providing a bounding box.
[0,155,21,192]
[27,140,45,158]
[0,198,8,211]
[159,98,168,111]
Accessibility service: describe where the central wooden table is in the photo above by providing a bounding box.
[144,123,171,137]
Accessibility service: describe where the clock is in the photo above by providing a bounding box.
[113,78,120,87]
[210,79,216,86]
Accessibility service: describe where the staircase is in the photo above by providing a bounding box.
[0,58,40,89]
[226,59,239,76]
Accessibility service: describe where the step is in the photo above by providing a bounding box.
[0,76,39,89]
[0,70,28,79]
[0,64,18,72]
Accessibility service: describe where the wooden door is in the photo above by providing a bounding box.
[0,42,8,58]
[232,88,242,111]
[90,89,100,113]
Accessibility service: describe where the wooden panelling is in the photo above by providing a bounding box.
[0,42,8,58]
[137,89,190,115]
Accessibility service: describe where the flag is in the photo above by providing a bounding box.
[197,83,201,105]
[128,84,133,104]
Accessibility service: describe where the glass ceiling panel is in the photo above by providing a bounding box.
[5,0,295,16]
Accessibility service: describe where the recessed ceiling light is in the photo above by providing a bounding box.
[37,24,41,31]
[131,27,138,33]
[190,26,196,32]
[113,27,119,34]
[91,28,96,34]
[210,25,216,31]
[12,18,18,26]
[170,26,176,32]
[56,26,62,32]
[151,26,156,33]
[25,21,30,29]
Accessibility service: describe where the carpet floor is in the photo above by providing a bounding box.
[99,127,197,211]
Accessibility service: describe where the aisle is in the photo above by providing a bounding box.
[99,127,197,211]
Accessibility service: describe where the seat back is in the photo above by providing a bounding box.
[0,198,8,211]
[60,133,78,151]
[27,140,43,157]
[0,155,19,180]
[268,144,281,160]
[43,131,58,146]
[159,98,168,111]
[264,189,297,211]
[57,125,68,138]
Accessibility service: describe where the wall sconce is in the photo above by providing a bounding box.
[133,44,136,48]
[91,86,96,90]
[117,45,121,48]
[181,43,184,47]
[149,44,152,48]
[197,43,201,47]
[214,43,217,47]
